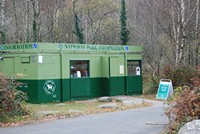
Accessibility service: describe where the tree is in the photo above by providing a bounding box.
[74,13,84,44]
[23,0,30,43]
[30,0,40,42]
[0,0,6,44]
[81,0,119,44]
[11,0,20,43]
[195,0,200,65]
[120,0,130,45]
[0,0,199,67]
[73,0,84,44]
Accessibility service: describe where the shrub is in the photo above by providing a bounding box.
[144,75,161,94]
[0,73,29,123]
[143,67,161,94]
[162,65,198,87]
[164,85,200,133]
[163,66,200,133]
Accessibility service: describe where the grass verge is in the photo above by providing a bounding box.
[0,96,152,127]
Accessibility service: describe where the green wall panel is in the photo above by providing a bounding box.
[18,79,62,103]
[15,55,37,80]
[101,77,110,96]
[126,76,143,95]
[101,57,109,77]
[18,80,38,103]
[0,55,38,80]
[1,57,14,77]
[109,77,125,96]
[37,79,61,103]
[109,57,125,77]
[17,76,142,103]
[19,79,61,103]
[61,79,70,102]
[90,78,102,97]
[90,57,102,77]
[37,54,61,79]
[71,78,90,98]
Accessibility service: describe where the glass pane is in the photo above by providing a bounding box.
[127,61,140,76]
[70,60,89,78]
[21,57,30,63]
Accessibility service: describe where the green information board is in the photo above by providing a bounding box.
[156,79,173,100]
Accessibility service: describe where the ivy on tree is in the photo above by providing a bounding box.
[0,31,6,44]
[74,13,84,44]
[120,0,130,45]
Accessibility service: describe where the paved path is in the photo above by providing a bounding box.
[0,99,168,134]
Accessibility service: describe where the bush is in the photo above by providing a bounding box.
[163,66,200,133]
[164,85,200,133]
[162,65,198,87]
[0,73,29,123]
[144,75,161,94]
[143,67,161,94]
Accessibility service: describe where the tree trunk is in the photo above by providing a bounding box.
[25,1,30,43]
[53,2,60,43]
[179,0,186,64]
[195,0,200,65]
[0,0,6,44]
[73,0,84,44]
[12,0,20,43]
[175,0,186,64]
[31,0,39,42]
[171,0,180,64]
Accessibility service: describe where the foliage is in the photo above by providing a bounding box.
[143,65,200,96]
[74,13,84,44]
[120,0,130,45]
[162,65,199,87]
[163,66,200,133]
[143,73,161,94]
[0,31,6,44]
[0,0,199,66]
[164,85,200,133]
[0,73,29,123]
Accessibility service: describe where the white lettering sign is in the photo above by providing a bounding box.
[38,56,43,63]
[120,65,124,74]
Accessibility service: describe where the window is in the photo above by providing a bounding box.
[127,60,141,76]
[70,60,89,78]
[21,57,30,63]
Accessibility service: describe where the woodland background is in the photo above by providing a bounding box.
[0,0,200,74]
[0,1,200,131]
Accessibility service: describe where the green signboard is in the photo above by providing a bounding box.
[59,44,126,51]
[0,43,142,53]
[156,79,173,100]
[0,44,33,50]
[0,43,126,52]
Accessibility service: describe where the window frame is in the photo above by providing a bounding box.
[127,60,141,76]
[70,60,90,78]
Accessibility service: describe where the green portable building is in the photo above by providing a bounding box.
[0,43,142,103]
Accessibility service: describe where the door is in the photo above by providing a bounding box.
[1,57,14,77]
[70,60,90,99]
[126,60,142,94]
[109,57,125,96]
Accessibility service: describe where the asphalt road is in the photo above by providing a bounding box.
[0,100,168,134]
